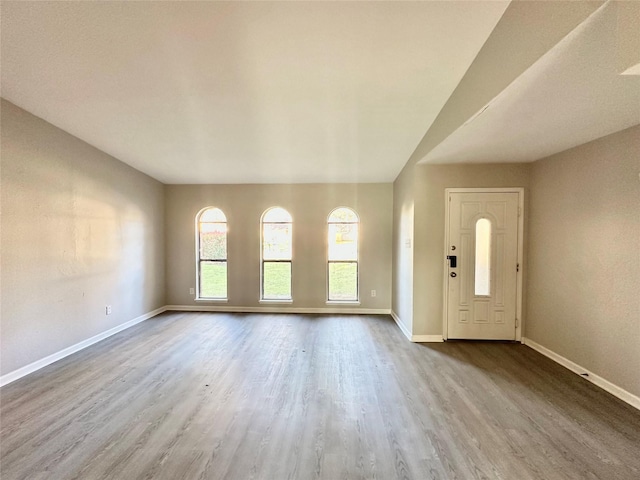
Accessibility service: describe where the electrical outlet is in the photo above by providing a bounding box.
[189,287,195,295]
[106,305,112,315]
[371,290,376,297]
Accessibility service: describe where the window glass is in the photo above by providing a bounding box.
[328,207,359,301]
[197,207,227,299]
[262,207,292,300]
[263,223,292,260]
[262,262,292,300]
[328,262,358,301]
[262,207,292,223]
[475,218,491,296]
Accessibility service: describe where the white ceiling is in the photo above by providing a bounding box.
[420,1,640,165]
[0,1,509,184]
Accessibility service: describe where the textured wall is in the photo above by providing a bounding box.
[527,125,640,398]
[391,163,414,333]
[0,100,165,376]
[164,183,392,310]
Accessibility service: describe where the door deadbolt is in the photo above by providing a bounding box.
[447,255,457,268]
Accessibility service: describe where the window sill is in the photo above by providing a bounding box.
[326,300,361,305]
[259,299,293,304]
[195,298,228,303]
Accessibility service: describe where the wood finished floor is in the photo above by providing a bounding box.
[1,313,639,480]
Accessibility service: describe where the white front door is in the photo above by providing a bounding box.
[446,191,520,340]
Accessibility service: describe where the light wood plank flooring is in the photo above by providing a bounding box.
[1,312,639,479]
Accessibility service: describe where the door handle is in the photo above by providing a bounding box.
[447,255,457,268]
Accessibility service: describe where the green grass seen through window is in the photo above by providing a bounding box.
[200,262,227,298]
[263,262,291,299]
[329,262,358,301]
[201,261,357,301]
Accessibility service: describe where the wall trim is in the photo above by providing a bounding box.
[412,335,444,343]
[391,310,443,343]
[523,337,640,411]
[391,310,412,340]
[165,305,390,315]
[0,306,167,388]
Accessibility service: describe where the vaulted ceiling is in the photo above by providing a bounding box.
[0,1,509,183]
[2,1,638,184]
[420,0,640,165]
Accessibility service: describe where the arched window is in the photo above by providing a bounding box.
[261,207,292,300]
[327,207,359,301]
[196,207,227,299]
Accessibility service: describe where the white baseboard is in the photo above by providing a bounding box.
[0,306,167,388]
[523,337,640,411]
[165,305,391,315]
[391,310,412,340]
[390,310,443,343]
[412,335,444,343]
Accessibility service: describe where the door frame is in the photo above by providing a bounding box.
[442,188,525,342]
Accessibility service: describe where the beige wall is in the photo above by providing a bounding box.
[390,0,602,336]
[617,0,640,74]
[391,163,414,332]
[0,100,165,376]
[527,125,640,398]
[413,164,531,336]
[165,184,392,310]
